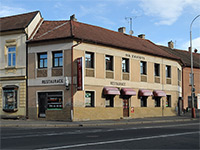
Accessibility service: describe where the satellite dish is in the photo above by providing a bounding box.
[129,30,134,35]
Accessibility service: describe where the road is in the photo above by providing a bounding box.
[1,120,199,149]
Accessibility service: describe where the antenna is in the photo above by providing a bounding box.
[125,16,137,35]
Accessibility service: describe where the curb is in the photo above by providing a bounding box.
[0,118,198,128]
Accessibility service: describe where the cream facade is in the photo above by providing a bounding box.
[28,40,182,121]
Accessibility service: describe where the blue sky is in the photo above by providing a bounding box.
[1,0,200,52]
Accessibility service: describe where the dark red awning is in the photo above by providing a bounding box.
[138,89,153,97]
[153,90,166,97]
[103,87,120,95]
[121,88,136,96]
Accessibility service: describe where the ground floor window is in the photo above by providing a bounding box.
[85,91,94,107]
[155,97,161,107]
[166,95,171,107]
[3,85,18,112]
[141,96,147,107]
[105,96,114,107]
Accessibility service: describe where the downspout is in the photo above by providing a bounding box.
[25,33,29,119]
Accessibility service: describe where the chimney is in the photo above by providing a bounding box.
[168,41,174,49]
[194,49,198,53]
[118,27,126,33]
[70,14,77,21]
[138,34,145,39]
[188,47,191,52]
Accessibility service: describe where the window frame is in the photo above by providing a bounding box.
[166,95,171,107]
[122,58,129,73]
[85,52,94,68]
[155,97,161,107]
[38,53,47,69]
[3,87,18,111]
[166,65,171,78]
[52,51,63,68]
[141,97,147,107]
[105,55,113,71]
[85,91,95,107]
[154,63,160,77]
[105,96,114,107]
[7,46,16,67]
[140,61,147,75]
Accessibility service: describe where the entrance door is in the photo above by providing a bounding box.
[38,93,47,118]
[123,99,129,117]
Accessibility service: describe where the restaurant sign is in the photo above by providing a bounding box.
[77,57,84,90]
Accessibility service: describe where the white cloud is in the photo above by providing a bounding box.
[0,5,26,17]
[139,0,200,25]
[182,37,200,51]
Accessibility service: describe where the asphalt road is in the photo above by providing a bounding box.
[1,120,200,150]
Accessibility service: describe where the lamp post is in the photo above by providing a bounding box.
[190,14,200,118]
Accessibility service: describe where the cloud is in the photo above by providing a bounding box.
[182,37,200,51]
[139,0,200,25]
[0,5,26,17]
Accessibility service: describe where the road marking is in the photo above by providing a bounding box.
[2,122,199,139]
[36,131,200,150]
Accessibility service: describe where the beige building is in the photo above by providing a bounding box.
[28,15,183,121]
[0,11,42,118]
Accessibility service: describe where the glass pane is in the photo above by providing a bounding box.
[3,89,16,109]
[8,47,16,52]
[44,59,47,67]
[12,53,16,66]
[54,58,58,67]
[8,53,12,66]
[40,54,47,59]
[59,58,63,66]
[54,52,62,57]
[40,60,43,68]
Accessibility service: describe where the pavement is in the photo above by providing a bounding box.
[1,112,199,128]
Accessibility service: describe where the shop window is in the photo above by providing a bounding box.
[122,58,129,73]
[85,91,94,107]
[47,92,63,110]
[38,53,47,68]
[166,65,171,78]
[155,97,161,107]
[141,97,147,107]
[7,46,16,67]
[53,51,63,67]
[166,95,171,107]
[106,55,113,71]
[3,86,18,112]
[140,61,147,75]
[154,63,160,76]
[105,96,114,107]
[85,52,94,68]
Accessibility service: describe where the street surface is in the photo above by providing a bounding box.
[1,120,199,149]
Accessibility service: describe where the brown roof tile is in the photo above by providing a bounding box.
[31,20,180,60]
[0,11,39,32]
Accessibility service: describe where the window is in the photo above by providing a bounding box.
[166,95,171,107]
[122,58,129,73]
[155,97,161,107]
[154,63,160,76]
[85,52,94,68]
[178,68,181,81]
[47,92,63,110]
[140,61,147,75]
[166,65,171,78]
[3,86,18,111]
[53,51,63,67]
[7,46,16,67]
[105,96,114,107]
[85,91,94,107]
[141,97,147,107]
[105,55,113,71]
[38,53,47,68]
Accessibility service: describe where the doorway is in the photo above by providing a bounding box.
[123,99,129,117]
[38,92,47,118]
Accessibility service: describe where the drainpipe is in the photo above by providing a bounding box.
[70,41,82,121]
[25,33,29,119]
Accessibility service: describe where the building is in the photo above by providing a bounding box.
[27,14,183,121]
[0,11,42,118]
[159,42,200,111]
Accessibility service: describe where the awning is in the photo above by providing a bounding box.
[121,88,136,96]
[153,90,166,97]
[138,89,153,97]
[103,87,120,95]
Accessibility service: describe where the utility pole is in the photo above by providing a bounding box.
[125,17,136,35]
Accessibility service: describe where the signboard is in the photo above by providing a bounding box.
[77,57,84,90]
[198,94,200,110]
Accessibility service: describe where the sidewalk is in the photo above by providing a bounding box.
[1,114,199,128]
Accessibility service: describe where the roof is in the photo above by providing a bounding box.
[30,20,180,60]
[0,11,39,32]
[159,45,200,68]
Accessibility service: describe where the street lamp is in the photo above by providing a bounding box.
[190,14,200,118]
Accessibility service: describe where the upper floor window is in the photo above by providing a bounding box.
[122,58,129,73]
[53,51,63,67]
[166,65,171,78]
[8,46,16,67]
[140,61,147,75]
[154,63,160,76]
[85,52,94,68]
[106,55,113,71]
[178,68,181,81]
[38,53,47,68]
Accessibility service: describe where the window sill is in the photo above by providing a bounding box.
[5,66,16,69]
[3,108,18,113]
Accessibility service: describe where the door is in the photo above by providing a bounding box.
[123,99,129,117]
[38,92,47,118]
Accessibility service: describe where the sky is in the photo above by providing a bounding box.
[1,0,200,52]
